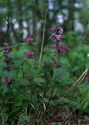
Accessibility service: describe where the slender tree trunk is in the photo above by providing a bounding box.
[67,0,75,30]
[42,0,49,44]
[7,0,12,43]
[32,0,37,41]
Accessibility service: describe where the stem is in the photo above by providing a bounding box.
[63,96,89,123]
[66,69,88,93]
[39,11,47,62]
[41,89,53,119]
[56,41,60,60]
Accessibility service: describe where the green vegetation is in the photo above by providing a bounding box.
[0,0,89,125]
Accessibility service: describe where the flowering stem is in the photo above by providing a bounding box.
[56,41,60,60]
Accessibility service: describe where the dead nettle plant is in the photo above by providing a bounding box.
[0,23,89,125]
[0,24,70,124]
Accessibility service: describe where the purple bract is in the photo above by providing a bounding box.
[2,76,10,85]
[27,36,33,45]
[25,51,34,58]
[85,76,89,82]
[60,45,69,54]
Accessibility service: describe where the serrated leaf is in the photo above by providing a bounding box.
[33,77,45,85]
[53,67,69,82]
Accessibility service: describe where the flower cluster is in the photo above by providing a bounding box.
[2,43,13,85]
[50,26,69,66]
[25,51,34,58]
[60,45,69,54]
[26,36,33,45]
[25,36,34,58]
[51,43,57,52]
[50,26,64,41]
[51,43,69,54]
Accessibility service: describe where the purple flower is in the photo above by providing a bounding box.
[54,60,59,67]
[50,27,56,33]
[85,76,89,82]
[26,36,33,45]
[50,26,64,41]
[60,45,69,54]
[25,51,34,58]
[52,34,64,41]
[2,76,10,85]
[51,43,57,51]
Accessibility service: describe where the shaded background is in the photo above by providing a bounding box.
[0,0,89,45]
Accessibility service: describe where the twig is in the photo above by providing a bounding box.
[66,69,88,93]
[11,22,20,42]
[63,96,89,123]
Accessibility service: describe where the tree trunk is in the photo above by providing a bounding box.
[16,0,23,39]
[67,0,75,30]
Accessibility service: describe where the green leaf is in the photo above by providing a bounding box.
[33,77,45,86]
[53,67,69,82]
